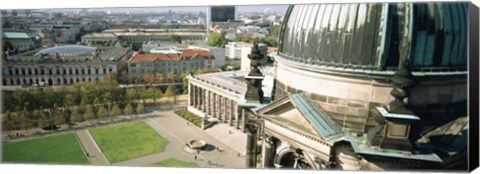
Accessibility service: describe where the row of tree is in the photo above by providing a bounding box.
[2,76,177,132]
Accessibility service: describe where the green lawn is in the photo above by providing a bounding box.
[89,121,168,163]
[2,133,88,164]
[148,158,198,167]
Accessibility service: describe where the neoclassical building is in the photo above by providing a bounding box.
[187,2,469,171]
[2,45,132,86]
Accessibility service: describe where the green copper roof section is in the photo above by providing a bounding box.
[290,93,343,140]
[3,32,37,39]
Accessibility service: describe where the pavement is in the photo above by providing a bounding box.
[113,110,248,168]
[75,130,109,165]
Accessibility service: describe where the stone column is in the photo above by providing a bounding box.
[261,139,273,168]
[207,91,212,115]
[193,85,197,108]
[241,108,247,133]
[229,100,234,125]
[203,89,207,112]
[219,96,224,121]
[188,83,193,106]
[213,93,217,118]
[235,105,240,129]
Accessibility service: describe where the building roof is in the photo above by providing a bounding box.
[34,45,96,56]
[128,53,181,62]
[289,93,344,139]
[3,32,37,39]
[128,49,214,63]
[279,3,467,70]
[259,93,343,140]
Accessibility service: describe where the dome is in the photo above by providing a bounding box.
[278,3,467,71]
[34,45,96,56]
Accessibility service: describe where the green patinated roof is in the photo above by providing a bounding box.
[289,93,343,140]
[3,32,37,39]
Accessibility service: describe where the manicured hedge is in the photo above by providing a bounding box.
[174,109,203,127]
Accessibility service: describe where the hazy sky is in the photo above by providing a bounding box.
[46,5,289,15]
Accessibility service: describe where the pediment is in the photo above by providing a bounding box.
[258,93,343,140]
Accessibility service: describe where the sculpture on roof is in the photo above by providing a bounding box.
[244,41,265,104]
[387,59,415,114]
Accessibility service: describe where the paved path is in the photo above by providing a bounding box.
[114,110,247,168]
[75,130,109,165]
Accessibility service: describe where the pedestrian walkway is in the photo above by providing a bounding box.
[75,130,109,165]
[204,123,247,155]
[114,110,247,168]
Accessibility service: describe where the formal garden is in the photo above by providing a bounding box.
[2,132,88,164]
[88,121,169,163]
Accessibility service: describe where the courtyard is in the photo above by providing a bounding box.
[2,108,248,168]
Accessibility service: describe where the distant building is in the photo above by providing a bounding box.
[2,45,132,86]
[225,42,251,60]
[188,45,226,68]
[53,25,81,44]
[101,28,207,50]
[81,33,118,44]
[2,32,41,53]
[127,48,215,78]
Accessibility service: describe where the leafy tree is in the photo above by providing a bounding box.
[2,110,16,131]
[136,103,145,115]
[111,104,122,116]
[19,108,33,133]
[124,103,134,118]
[71,109,83,123]
[126,88,139,103]
[206,32,228,48]
[167,72,177,82]
[155,73,164,84]
[261,36,277,47]
[164,84,176,98]
[83,106,95,124]
[97,106,109,120]
[143,73,154,86]
[53,109,65,126]
[37,110,49,129]
[147,87,162,106]
[64,93,75,116]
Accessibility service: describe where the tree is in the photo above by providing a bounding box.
[147,87,162,106]
[37,113,49,129]
[124,103,134,118]
[155,73,164,84]
[164,84,176,98]
[206,32,228,48]
[143,73,154,86]
[136,103,145,115]
[83,106,95,124]
[111,104,122,116]
[2,110,16,131]
[167,72,176,82]
[19,108,33,133]
[261,36,277,47]
[64,93,75,109]
[71,109,82,124]
[181,71,191,94]
[97,106,109,120]
[53,109,65,127]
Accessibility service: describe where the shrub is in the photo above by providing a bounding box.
[174,109,203,127]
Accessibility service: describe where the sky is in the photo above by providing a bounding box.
[42,5,289,15]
